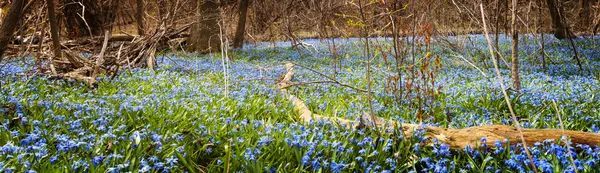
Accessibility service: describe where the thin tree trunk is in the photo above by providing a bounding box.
[504,0,509,38]
[495,0,501,50]
[359,0,378,132]
[47,0,62,59]
[0,0,29,60]
[539,1,546,70]
[232,0,249,49]
[511,0,520,90]
[136,0,145,35]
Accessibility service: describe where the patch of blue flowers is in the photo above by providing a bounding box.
[0,35,599,172]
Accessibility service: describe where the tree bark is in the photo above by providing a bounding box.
[136,0,145,35]
[232,0,249,49]
[546,0,567,39]
[47,0,63,59]
[187,0,221,53]
[0,0,28,60]
[511,0,520,90]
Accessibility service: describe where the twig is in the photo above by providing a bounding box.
[288,62,370,93]
[552,100,579,173]
[449,54,488,77]
[479,4,537,173]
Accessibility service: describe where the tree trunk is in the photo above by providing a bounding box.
[546,0,567,39]
[136,0,145,35]
[232,0,249,49]
[511,0,520,90]
[187,0,221,53]
[47,0,62,59]
[578,0,591,31]
[63,0,104,38]
[0,0,28,60]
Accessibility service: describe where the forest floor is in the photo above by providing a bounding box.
[1,34,600,172]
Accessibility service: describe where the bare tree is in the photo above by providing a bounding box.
[511,0,520,90]
[232,0,249,49]
[0,0,29,60]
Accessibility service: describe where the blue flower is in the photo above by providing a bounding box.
[244,148,257,161]
[413,143,421,153]
[166,156,178,166]
[311,159,321,170]
[329,160,346,173]
[301,155,310,167]
[50,155,58,164]
[257,136,272,147]
[92,156,104,167]
[585,159,595,167]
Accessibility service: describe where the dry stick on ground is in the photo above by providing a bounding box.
[480,4,537,172]
[278,62,600,150]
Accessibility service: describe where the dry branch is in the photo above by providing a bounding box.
[34,22,191,86]
[277,62,600,150]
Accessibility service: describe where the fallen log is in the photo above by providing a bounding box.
[277,62,600,149]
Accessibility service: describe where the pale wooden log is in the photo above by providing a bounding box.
[278,62,600,149]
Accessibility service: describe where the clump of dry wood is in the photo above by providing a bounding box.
[25,24,191,87]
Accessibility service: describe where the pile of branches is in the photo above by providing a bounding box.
[43,24,190,87]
